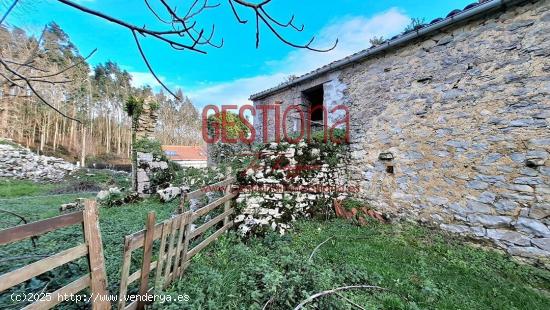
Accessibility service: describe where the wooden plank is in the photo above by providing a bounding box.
[117,236,133,310]
[0,244,88,292]
[187,222,233,259]
[0,211,83,245]
[82,200,111,310]
[137,212,156,310]
[22,274,91,310]
[187,177,236,199]
[224,170,232,227]
[190,208,234,239]
[154,220,171,291]
[179,193,188,213]
[192,193,237,220]
[127,261,157,284]
[124,288,153,310]
[127,223,164,251]
[171,213,188,281]
[162,217,179,288]
[178,212,194,280]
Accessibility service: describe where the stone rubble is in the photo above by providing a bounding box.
[0,142,76,182]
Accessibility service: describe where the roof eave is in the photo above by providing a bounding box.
[249,0,520,101]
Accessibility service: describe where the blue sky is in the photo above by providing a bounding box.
[3,0,473,107]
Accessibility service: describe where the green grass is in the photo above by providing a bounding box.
[159,220,550,310]
[1,179,550,309]
[0,179,56,198]
[0,179,179,309]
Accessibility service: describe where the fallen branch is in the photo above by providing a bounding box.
[335,292,366,310]
[308,236,333,262]
[262,295,275,310]
[293,285,386,310]
[0,208,38,247]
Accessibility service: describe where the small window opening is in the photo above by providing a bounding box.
[386,165,394,174]
[302,85,324,130]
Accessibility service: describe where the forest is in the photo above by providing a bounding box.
[0,22,202,165]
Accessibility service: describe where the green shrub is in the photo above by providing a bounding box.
[134,138,164,158]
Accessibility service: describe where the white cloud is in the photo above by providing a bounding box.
[128,71,166,89]
[269,8,411,74]
[186,8,410,108]
[129,8,410,108]
[186,73,288,107]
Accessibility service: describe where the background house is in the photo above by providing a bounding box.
[162,145,207,168]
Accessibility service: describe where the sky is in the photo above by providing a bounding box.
[2,0,473,108]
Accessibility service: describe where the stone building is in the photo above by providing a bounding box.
[250,0,550,260]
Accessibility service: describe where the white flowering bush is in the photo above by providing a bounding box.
[234,138,350,237]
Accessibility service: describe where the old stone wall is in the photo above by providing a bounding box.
[252,1,550,261]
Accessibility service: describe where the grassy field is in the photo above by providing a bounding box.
[161,220,550,309]
[1,178,549,309]
[0,176,179,309]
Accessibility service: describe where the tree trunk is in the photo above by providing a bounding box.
[80,125,86,167]
[131,116,138,192]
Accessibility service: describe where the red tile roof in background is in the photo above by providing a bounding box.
[162,145,207,161]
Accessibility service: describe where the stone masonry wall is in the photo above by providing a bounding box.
[252,1,550,262]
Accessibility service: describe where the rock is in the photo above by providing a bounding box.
[108,187,121,195]
[486,229,530,246]
[427,196,449,205]
[440,224,485,237]
[0,143,75,181]
[529,203,550,219]
[507,246,549,258]
[532,238,550,251]
[60,202,79,212]
[467,180,489,190]
[96,190,110,200]
[157,186,182,202]
[515,218,550,237]
[465,199,493,214]
[494,199,519,214]
[137,152,154,163]
[513,177,543,185]
[476,192,496,204]
[468,214,512,228]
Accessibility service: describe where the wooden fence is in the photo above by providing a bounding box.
[0,200,111,310]
[117,176,237,310]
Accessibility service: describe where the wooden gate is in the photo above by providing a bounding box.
[117,176,237,310]
[0,200,111,310]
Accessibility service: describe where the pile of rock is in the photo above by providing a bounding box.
[0,142,76,182]
[136,152,169,196]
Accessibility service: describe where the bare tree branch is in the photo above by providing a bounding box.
[0,57,82,122]
[0,0,19,25]
[230,0,337,51]
[28,48,97,79]
[293,285,386,310]
[1,0,338,121]
[54,0,337,97]
[132,30,179,99]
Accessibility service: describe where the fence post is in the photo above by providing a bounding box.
[137,212,156,310]
[117,236,132,310]
[177,212,193,281]
[224,167,233,227]
[82,200,111,310]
